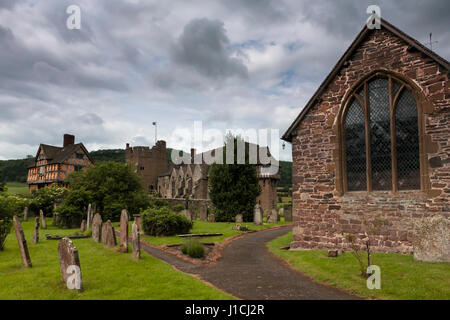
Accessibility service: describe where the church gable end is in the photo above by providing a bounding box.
[286,20,449,254]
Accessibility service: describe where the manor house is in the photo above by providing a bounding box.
[125,140,280,213]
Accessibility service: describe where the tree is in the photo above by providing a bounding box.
[64,161,150,222]
[0,169,6,193]
[208,135,261,222]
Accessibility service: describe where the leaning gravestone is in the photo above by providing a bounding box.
[13,216,32,267]
[199,204,207,221]
[58,237,82,291]
[208,213,215,223]
[284,206,293,222]
[92,213,103,243]
[86,203,92,229]
[253,204,263,225]
[23,207,29,222]
[235,214,243,223]
[267,209,278,223]
[413,215,450,262]
[33,217,39,244]
[40,210,47,229]
[132,222,140,259]
[80,220,86,233]
[120,209,129,253]
[101,220,117,248]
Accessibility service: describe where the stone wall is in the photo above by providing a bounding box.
[290,28,449,253]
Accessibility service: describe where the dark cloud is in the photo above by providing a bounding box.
[171,18,248,80]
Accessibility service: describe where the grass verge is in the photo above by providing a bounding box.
[267,232,450,300]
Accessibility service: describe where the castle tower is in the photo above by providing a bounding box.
[125,141,168,193]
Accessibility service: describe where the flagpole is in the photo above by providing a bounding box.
[153,122,157,144]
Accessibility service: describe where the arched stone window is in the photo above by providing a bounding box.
[340,73,423,193]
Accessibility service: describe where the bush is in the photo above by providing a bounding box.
[171,204,185,213]
[56,188,91,228]
[0,195,23,250]
[181,239,205,258]
[142,206,192,236]
[29,185,68,216]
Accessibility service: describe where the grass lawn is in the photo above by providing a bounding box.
[267,232,450,300]
[114,217,291,246]
[5,182,29,196]
[0,219,234,300]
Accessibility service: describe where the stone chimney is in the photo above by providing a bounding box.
[63,134,75,147]
[191,148,196,159]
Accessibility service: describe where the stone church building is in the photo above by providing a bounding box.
[282,19,449,254]
[125,141,280,213]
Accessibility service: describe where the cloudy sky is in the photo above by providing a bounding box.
[0,0,449,161]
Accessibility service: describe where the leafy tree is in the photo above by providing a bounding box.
[142,206,192,236]
[208,135,261,222]
[0,169,6,193]
[0,192,30,250]
[29,185,68,216]
[56,188,91,228]
[64,162,150,221]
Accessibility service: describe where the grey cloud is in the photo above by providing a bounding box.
[171,18,248,80]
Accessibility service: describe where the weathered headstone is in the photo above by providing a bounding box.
[278,207,284,218]
[328,250,339,257]
[413,215,450,262]
[263,208,271,218]
[208,213,215,223]
[80,219,86,233]
[120,209,129,253]
[54,212,60,226]
[86,203,92,229]
[284,206,293,222]
[133,214,142,234]
[189,208,197,221]
[23,207,29,221]
[40,210,47,229]
[13,216,32,267]
[267,209,278,223]
[92,213,102,243]
[182,209,191,221]
[58,237,82,291]
[199,204,207,221]
[235,214,243,223]
[253,204,263,225]
[101,220,117,248]
[33,217,39,244]
[132,222,140,259]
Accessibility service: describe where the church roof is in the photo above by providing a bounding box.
[282,18,450,143]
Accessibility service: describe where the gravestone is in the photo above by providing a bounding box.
[267,209,278,223]
[263,208,271,218]
[182,209,191,221]
[58,237,82,291]
[92,213,103,243]
[235,214,243,223]
[189,208,197,221]
[101,220,117,248]
[120,209,129,253]
[284,206,293,222]
[23,207,29,221]
[40,210,47,229]
[253,204,263,225]
[13,216,32,267]
[132,222,140,259]
[80,220,86,233]
[54,212,60,226]
[199,204,207,221]
[133,214,142,234]
[208,213,215,223]
[86,203,92,229]
[33,217,39,244]
[413,215,450,262]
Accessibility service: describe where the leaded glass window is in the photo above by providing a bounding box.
[342,75,421,192]
[345,99,367,191]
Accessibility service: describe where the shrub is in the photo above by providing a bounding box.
[181,239,205,259]
[56,188,91,228]
[142,206,192,236]
[171,204,185,213]
[29,185,68,216]
[0,195,16,250]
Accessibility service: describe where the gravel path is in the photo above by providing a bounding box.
[138,226,359,300]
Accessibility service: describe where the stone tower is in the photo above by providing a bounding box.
[125,141,168,193]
